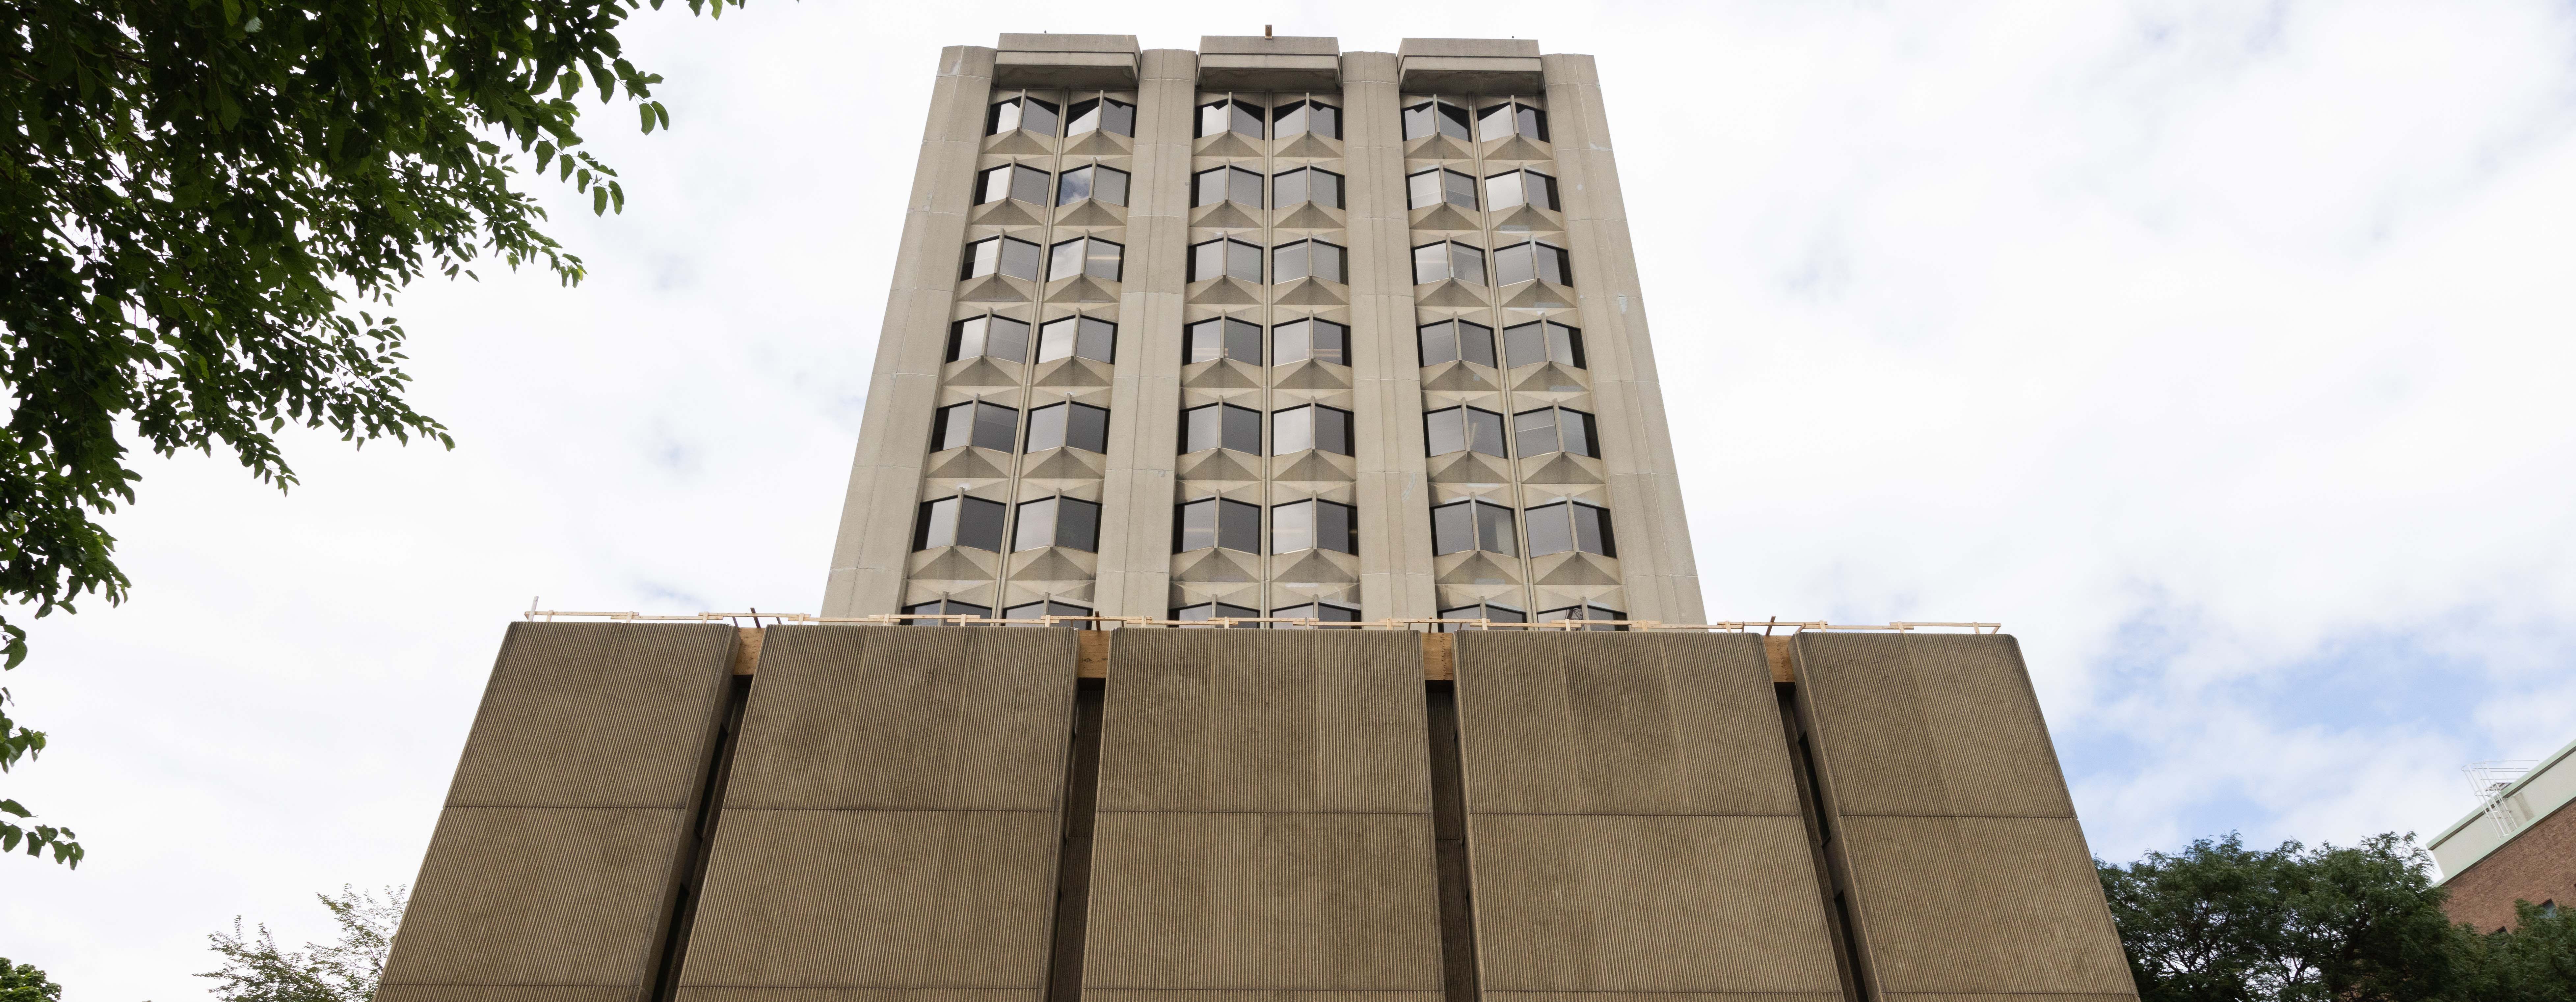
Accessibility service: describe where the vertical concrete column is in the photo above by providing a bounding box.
[1790,633,2136,1001]
[823,46,997,617]
[1083,630,1444,997]
[1342,51,1439,619]
[1539,54,1704,624]
[677,626,1079,999]
[380,624,742,1002]
[1092,49,1197,618]
[1451,631,1846,999]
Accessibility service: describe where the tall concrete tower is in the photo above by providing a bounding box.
[821,35,1703,627]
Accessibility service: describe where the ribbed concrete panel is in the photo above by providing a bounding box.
[1791,633,2135,1001]
[384,624,738,1002]
[680,626,1076,998]
[1453,632,1842,997]
[1085,630,1441,994]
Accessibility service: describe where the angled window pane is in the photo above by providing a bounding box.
[1310,320,1348,364]
[1502,321,1544,368]
[986,317,1031,361]
[1221,404,1262,454]
[1176,499,1217,551]
[976,166,1010,205]
[1227,240,1263,282]
[1086,238,1122,281]
[1418,321,1460,366]
[1224,318,1262,362]
[1548,322,1585,367]
[1075,317,1115,362]
[1275,241,1310,283]
[1056,166,1093,205]
[1494,242,1535,286]
[1049,239,1086,281]
[1424,407,1466,456]
[1019,97,1059,136]
[1274,405,1316,454]
[1431,502,1474,555]
[949,316,990,362]
[1408,170,1441,210]
[1011,165,1049,203]
[1444,169,1478,209]
[1064,403,1108,452]
[1317,500,1355,554]
[1312,169,1344,208]
[1538,243,1571,285]
[1518,104,1548,141]
[1475,501,1517,556]
[1450,243,1486,285]
[1013,497,1059,552]
[1181,404,1222,452]
[957,497,1007,551]
[1026,402,1069,452]
[1464,406,1506,456]
[1274,602,1359,629]
[999,238,1041,280]
[1036,317,1078,363]
[1230,167,1263,207]
[1173,602,1259,626]
[1198,102,1230,138]
[1308,242,1345,283]
[1526,170,1560,210]
[1275,168,1309,207]
[1315,406,1353,456]
[1525,502,1572,556]
[1573,503,1614,556]
[1190,240,1224,281]
[1412,242,1450,284]
[914,497,958,549]
[1560,408,1597,457]
[1057,499,1102,552]
[1066,99,1102,137]
[1068,96,1135,137]
[1273,500,1315,554]
[1218,499,1261,552]
[1487,171,1526,211]
[1478,102,1514,142]
[1092,166,1129,206]
[1194,168,1228,207]
[1230,99,1264,137]
[1458,320,1496,367]
[1183,318,1224,363]
[973,401,1018,451]
[987,100,1022,136]
[1437,101,1471,138]
[1515,408,1560,456]
[1273,319,1312,364]
[962,238,1001,279]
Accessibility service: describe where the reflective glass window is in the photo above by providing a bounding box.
[1180,403,1263,454]
[1197,98,1265,138]
[1405,169,1476,211]
[1402,100,1471,140]
[962,236,1042,281]
[1512,407,1596,458]
[1410,241,1485,285]
[1193,166,1265,207]
[1525,501,1614,557]
[1003,599,1095,627]
[1183,317,1263,364]
[987,95,1060,136]
[1013,496,1102,552]
[1273,499,1357,555]
[932,400,1019,452]
[904,598,994,623]
[1493,241,1569,286]
[1273,240,1346,284]
[1424,405,1506,457]
[1436,603,1526,632]
[1174,498,1261,553]
[1037,315,1116,364]
[1485,169,1558,211]
[1514,408,1560,457]
[1535,605,1625,631]
[1271,318,1349,365]
[1066,96,1136,137]
[1416,319,1496,367]
[948,314,1032,363]
[1057,165,1130,206]
[1501,320,1584,368]
[1430,500,1517,556]
[1476,100,1548,142]
[1189,238,1263,282]
[977,164,1050,205]
[1274,99,1342,139]
[1044,236,1122,282]
[1271,603,1360,628]
[1171,602,1260,626]
[1272,404,1354,456]
[1450,243,1486,285]
[913,495,1007,551]
[1273,167,1344,209]
[1025,402,1109,453]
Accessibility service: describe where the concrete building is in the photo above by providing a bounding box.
[819,34,1701,629]
[377,34,2138,1002]
[2432,737,2576,932]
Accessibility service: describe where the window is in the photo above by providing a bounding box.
[1184,317,1264,364]
[1066,96,1135,137]
[1494,241,1572,285]
[1273,167,1345,209]
[1513,406,1598,458]
[1477,99,1548,142]
[1025,402,1109,453]
[1012,496,1102,552]
[1056,164,1130,206]
[913,495,1006,551]
[1036,315,1116,364]
[1412,241,1486,285]
[1273,240,1347,284]
[1486,168,1560,211]
[1502,320,1584,368]
[1272,318,1348,365]
[1003,599,1095,627]
[1193,166,1265,207]
[1431,500,1517,556]
[905,598,994,623]
[1537,605,1626,631]
[1172,602,1259,626]
[988,95,1060,136]
[1403,99,1472,140]
[947,314,1032,363]
[932,400,1019,451]
[1274,99,1341,139]
[962,236,1042,281]
[1425,406,1507,458]
[1273,499,1357,555]
[1417,319,1497,367]
[1524,501,1615,557]
[1272,602,1360,628]
[1273,404,1354,455]
[1436,602,1525,631]
[1174,498,1260,553]
[1407,168,1478,210]
[1190,238,1265,283]
[977,164,1050,205]
[1181,403,1262,454]
[1197,98,1264,138]
[1047,236,1123,282]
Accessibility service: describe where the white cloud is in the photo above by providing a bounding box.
[8,2,2576,998]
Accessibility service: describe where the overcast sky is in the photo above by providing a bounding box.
[10,2,2576,998]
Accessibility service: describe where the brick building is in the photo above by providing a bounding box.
[2433,736,2576,932]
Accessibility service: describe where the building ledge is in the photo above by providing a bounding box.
[993,34,1139,89]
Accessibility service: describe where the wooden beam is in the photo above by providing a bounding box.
[1422,633,1456,681]
[732,627,765,676]
[1077,630,1112,679]
[1763,636,1795,684]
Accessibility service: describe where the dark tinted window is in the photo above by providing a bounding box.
[905,598,994,623]
[1495,241,1571,285]
[1025,402,1109,453]
[962,236,1042,281]
[1431,500,1516,556]
[1171,602,1260,626]
[1425,406,1507,457]
[1012,496,1102,552]
[1274,240,1346,284]
[914,495,1007,551]
[1436,603,1526,631]
[1183,317,1263,364]
[1417,319,1496,367]
[1190,238,1263,282]
[1036,315,1116,364]
[948,315,1032,363]
[1526,501,1614,557]
[988,95,1060,135]
[1272,404,1354,455]
[1181,403,1262,454]
[1174,498,1261,552]
[932,400,1019,452]
[1197,98,1264,138]
[1274,99,1341,139]
[1477,99,1547,141]
[1501,320,1584,368]
[1272,603,1360,628]
[1536,605,1625,631]
[1066,96,1135,137]
[1274,167,1344,209]
[1194,166,1265,207]
[1273,499,1357,554]
[1057,165,1130,206]
[1272,318,1348,365]
[1402,100,1471,140]
[978,164,1050,205]
[1046,236,1123,282]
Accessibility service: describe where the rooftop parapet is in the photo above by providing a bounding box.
[993,33,1139,89]
[1397,37,1544,94]
[1197,34,1342,90]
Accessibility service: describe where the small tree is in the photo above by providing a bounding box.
[0,958,64,1002]
[2452,900,2576,1002]
[201,885,406,1002]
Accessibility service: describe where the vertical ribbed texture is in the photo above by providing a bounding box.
[1792,633,2138,1001]
[381,624,740,1002]
[1092,49,1196,616]
[1083,630,1443,997]
[676,626,1078,1002]
[1453,631,1846,1002]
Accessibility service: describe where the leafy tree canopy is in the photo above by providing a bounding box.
[1,0,740,867]
[202,885,406,1002]
[0,958,64,1002]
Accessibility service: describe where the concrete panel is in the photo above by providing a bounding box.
[682,993,1032,1002]
[382,989,650,1002]
[1837,817,2136,998]
[1085,630,1442,993]
[1791,633,2074,819]
[382,807,690,989]
[446,622,738,808]
[682,625,1076,993]
[1453,632,1843,997]
[1488,994,1840,1002]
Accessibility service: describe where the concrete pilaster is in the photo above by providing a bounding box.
[1091,49,1196,619]
[1344,52,1439,619]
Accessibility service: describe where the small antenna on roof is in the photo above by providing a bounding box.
[1265,24,1274,40]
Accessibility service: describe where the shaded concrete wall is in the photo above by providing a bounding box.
[381,623,741,1002]
[1789,633,2135,1001]
[1452,631,1845,1001]
[1082,629,1445,998]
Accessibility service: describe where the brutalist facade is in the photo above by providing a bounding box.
[820,35,1702,629]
